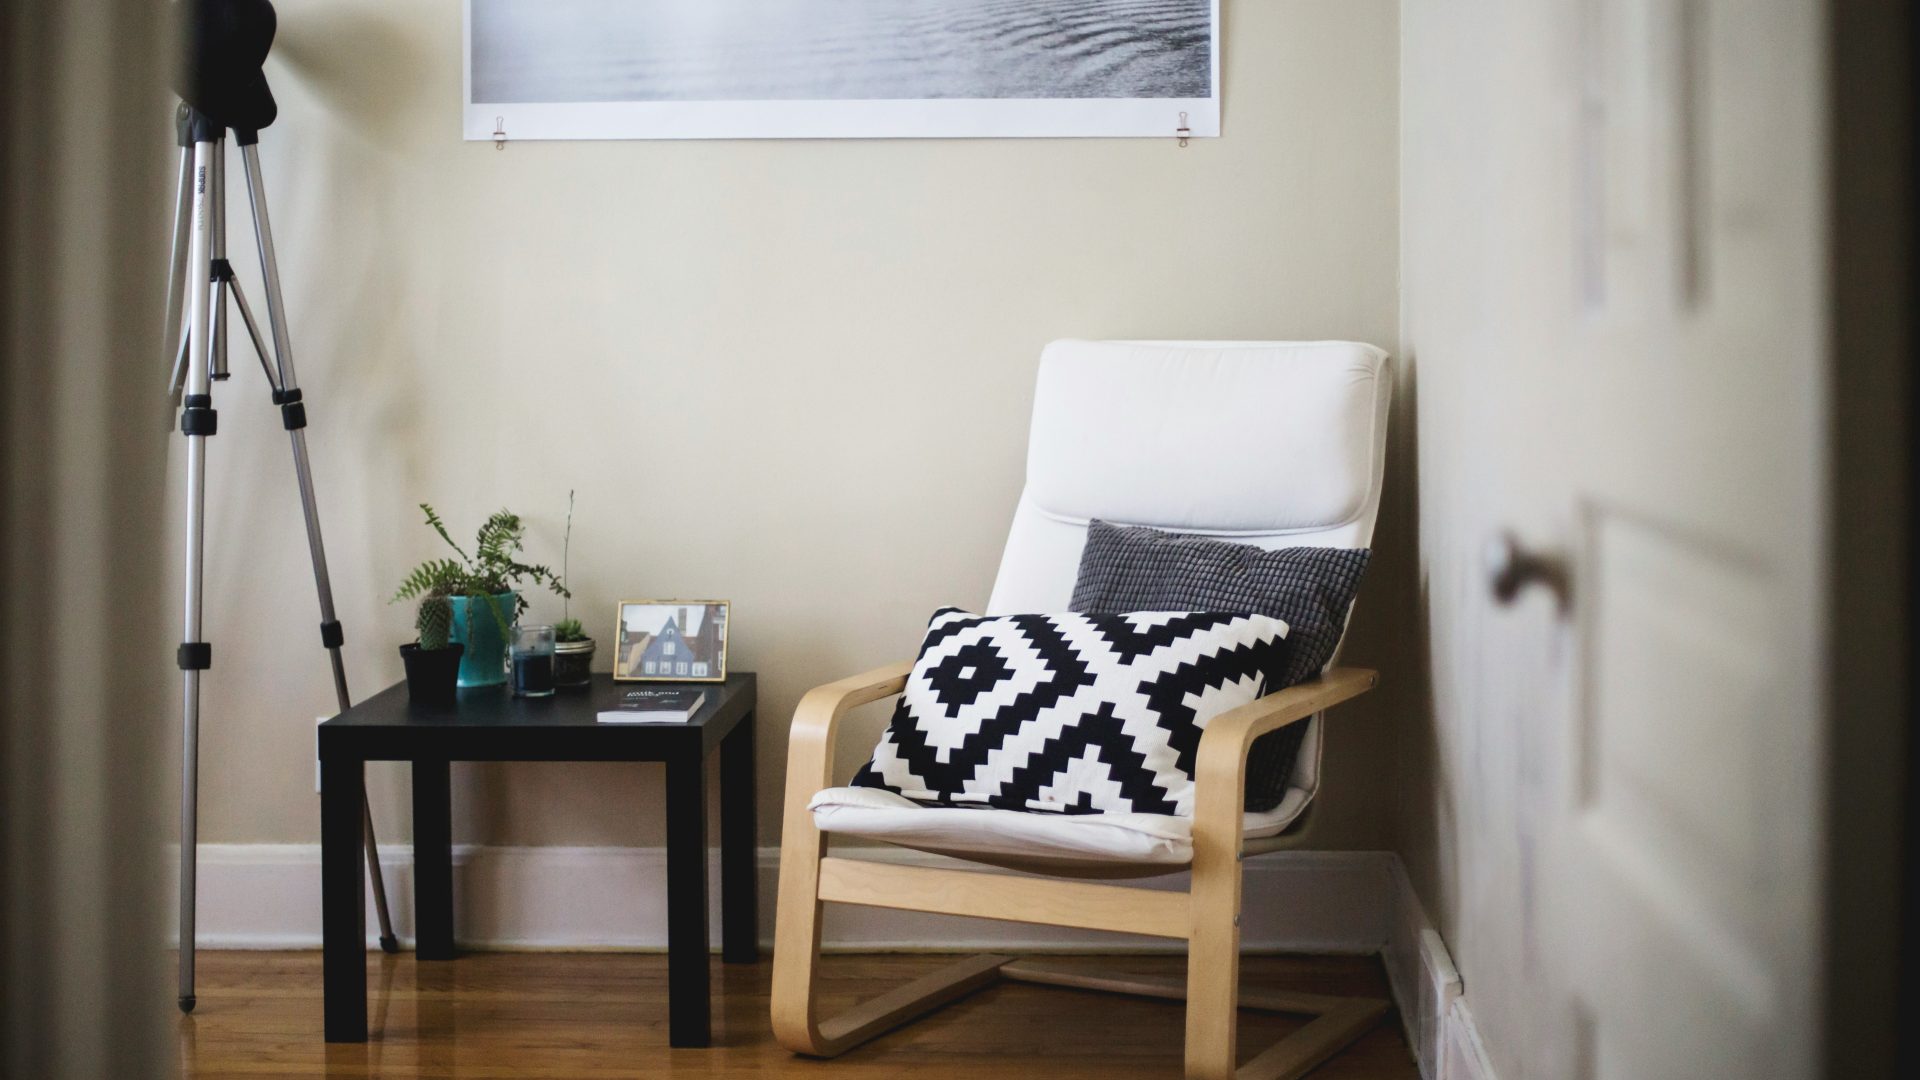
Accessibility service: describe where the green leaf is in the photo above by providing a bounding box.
[421,503,469,562]
[393,558,463,602]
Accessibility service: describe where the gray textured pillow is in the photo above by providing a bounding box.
[1069,520,1371,811]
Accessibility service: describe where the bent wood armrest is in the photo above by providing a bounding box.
[784,659,914,796]
[1192,667,1380,849]
[774,659,913,1054]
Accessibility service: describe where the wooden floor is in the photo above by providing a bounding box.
[178,951,1417,1079]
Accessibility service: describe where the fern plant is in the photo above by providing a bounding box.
[393,503,570,642]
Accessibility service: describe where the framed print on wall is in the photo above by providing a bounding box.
[614,600,729,682]
[464,0,1220,141]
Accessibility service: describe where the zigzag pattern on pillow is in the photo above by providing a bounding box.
[853,608,1289,817]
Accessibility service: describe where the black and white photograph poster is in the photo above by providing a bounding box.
[464,0,1219,140]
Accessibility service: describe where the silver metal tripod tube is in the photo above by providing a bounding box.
[240,142,399,950]
[211,140,229,380]
[242,144,338,668]
[240,144,296,388]
[163,146,191,395]
[177,136,217,1014]
[172,126,403,1013]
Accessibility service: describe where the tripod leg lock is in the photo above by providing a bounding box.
[320,621,344,649]
[180,394,218,437]
[177,642,212,671]
[273,388,307,431]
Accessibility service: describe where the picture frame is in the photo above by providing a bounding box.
[462,0,1220,142]
[613,600,729,683]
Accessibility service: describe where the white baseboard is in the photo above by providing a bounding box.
[1382,857,1496,1080]
[179,844,1394,954]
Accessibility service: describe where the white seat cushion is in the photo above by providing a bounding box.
[809,785,1310,867]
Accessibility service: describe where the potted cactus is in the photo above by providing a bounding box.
[394,503,569,688]
[398,595,464,706]
[553,618,594,689]
[551,492,596,690]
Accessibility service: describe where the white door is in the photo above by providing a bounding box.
[1550,2,1826,1076]
[1407,0,1830,1076]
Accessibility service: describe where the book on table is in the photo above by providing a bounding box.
[597,687,708,723]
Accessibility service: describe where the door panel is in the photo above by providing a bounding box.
[1403,1,1828,1074]
[1568,504,1792,1079]
[1555,1,1826,1077]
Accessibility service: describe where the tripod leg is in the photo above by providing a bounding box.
[210,140,230,381]
[163,145,190,397]
[226,276,278,387]
[239,137,401,953]
[169,324,192,406]
[176,134,221,1015]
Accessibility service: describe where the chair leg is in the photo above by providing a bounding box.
[1186,842,1245,1079]
[769,807,832,1054]
[770,812,1009,1057]
[813,952,1013,1055]
[1002,960,1389,1080]
[1237,998,1392,1080]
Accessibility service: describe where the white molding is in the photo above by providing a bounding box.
[178,844,1395,954]
[1439,998,1498,1080]
[1382,857,1497,1080]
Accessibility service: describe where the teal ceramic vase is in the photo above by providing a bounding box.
[449,591,517,687]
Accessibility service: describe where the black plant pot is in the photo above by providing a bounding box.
[552,637,595,690]
[400,642,465,707]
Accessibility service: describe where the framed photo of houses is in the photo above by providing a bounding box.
[614,600,729,683]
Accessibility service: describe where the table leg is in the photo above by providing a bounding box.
[321,756,368,1042]
[720,710,758,963]
[665,749,711,1047]
[412,758,454,961]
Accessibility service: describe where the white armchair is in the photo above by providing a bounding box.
[772,339,1393,1080]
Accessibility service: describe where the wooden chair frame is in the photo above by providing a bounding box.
[771,661,1385,1080]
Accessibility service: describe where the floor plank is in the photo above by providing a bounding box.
[178,951,1418,1079]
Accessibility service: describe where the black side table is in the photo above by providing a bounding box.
[316,672,757,1047]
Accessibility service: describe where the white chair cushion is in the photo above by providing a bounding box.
[1018,339,1391,536]
[809,785,1310,867]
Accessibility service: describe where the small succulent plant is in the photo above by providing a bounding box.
[556,491,583,632]
[416,595,454,651]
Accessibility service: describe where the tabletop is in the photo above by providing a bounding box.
[318,672,756,762]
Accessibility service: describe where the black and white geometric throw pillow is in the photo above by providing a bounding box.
[851,608,1289,818]
[1069,521,1372,811]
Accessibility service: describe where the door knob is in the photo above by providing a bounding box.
[1485,531,1573,610]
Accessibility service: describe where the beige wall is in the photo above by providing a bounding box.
[174,0,1402,850]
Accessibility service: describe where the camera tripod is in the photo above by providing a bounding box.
[165,103,398,1013]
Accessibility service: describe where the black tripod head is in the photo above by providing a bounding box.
[175,0,278,139]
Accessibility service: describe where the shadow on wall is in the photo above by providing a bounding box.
[1376,349,1451,927]
[1287,350,1432,853]
[269,4,431,145]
